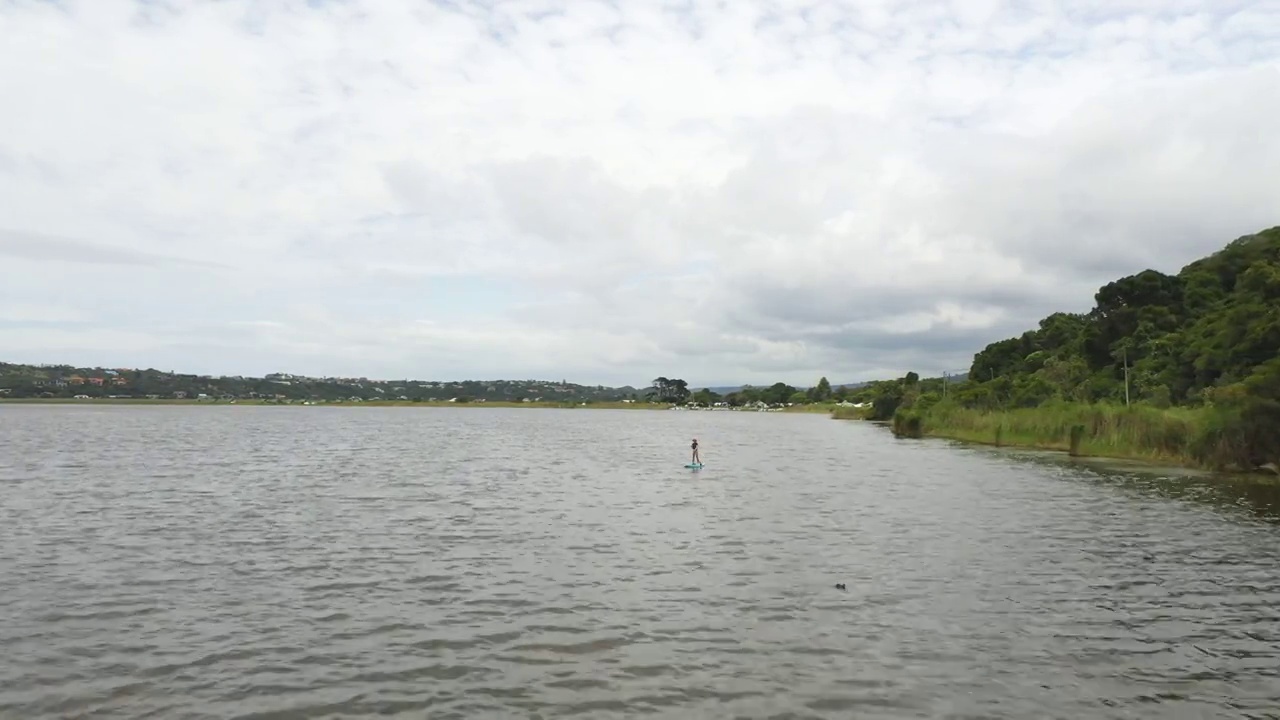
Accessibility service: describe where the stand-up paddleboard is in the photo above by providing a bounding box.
[685,462,704,469]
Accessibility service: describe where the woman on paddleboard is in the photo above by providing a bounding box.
[691,437,701,465]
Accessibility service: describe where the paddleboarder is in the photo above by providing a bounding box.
[691,437,701,465]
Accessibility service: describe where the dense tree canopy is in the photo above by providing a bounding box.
[648,377,691,403]
[957,226,1280,410]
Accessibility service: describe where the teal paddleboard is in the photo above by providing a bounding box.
[685,463,704,469]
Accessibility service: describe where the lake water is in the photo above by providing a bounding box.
[2,405,1279,719]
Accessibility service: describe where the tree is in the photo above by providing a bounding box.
[692,388,721,406]
[649,377,691,403]
[809,376,832,402]
[870,383,904,420]
[761,382,797,405]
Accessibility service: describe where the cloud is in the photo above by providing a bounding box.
[0,0,1277,386]
[0,229,226,269]
[0,303,88,325]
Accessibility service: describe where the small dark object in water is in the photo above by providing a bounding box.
[835,583,846,590]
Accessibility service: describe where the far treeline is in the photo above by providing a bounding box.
[648,375,862,406]
[0,357,871,407]
[0,370,646,404]
[846,225,1280,474]
[0,365,861,408]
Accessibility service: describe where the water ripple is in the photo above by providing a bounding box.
[1,405,1279,719]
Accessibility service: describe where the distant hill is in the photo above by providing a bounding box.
[700,378,959,395]
[702,383,857,395]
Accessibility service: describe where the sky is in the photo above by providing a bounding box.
[1,0,1278,388]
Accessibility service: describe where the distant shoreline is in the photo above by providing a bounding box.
[0,397,836,413]
[0,398,658,409]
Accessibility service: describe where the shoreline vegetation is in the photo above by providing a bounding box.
[832,226,1280,477]
[891,401,1278,476]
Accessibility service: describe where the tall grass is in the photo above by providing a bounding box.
[830,405,872,420]
[784,402,842,414]
[906,400,1219,467]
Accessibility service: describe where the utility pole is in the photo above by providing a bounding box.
[1123,347,1131,408]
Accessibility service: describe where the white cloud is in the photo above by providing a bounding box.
[1,0,1277,386]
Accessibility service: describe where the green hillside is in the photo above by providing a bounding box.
[962,225,1280,408]
[876,226,1280,473]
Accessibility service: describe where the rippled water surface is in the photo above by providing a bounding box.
[2,405,1280,719]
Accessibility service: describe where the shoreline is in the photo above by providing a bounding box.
[0,397,837,413]
[907,425,1202,472]
[0,398,659,409]
[842,414,1249,477]
[917,427,1280,483]
[863,401,1280,480]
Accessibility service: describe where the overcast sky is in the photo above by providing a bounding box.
[2,0,1278,387]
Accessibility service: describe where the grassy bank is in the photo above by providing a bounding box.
[830,405,872,420]
[882,400,1280,474]
[781,402,843,414]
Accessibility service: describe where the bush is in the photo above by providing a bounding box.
[1190,398,1280,471]
[891,410,924,438]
